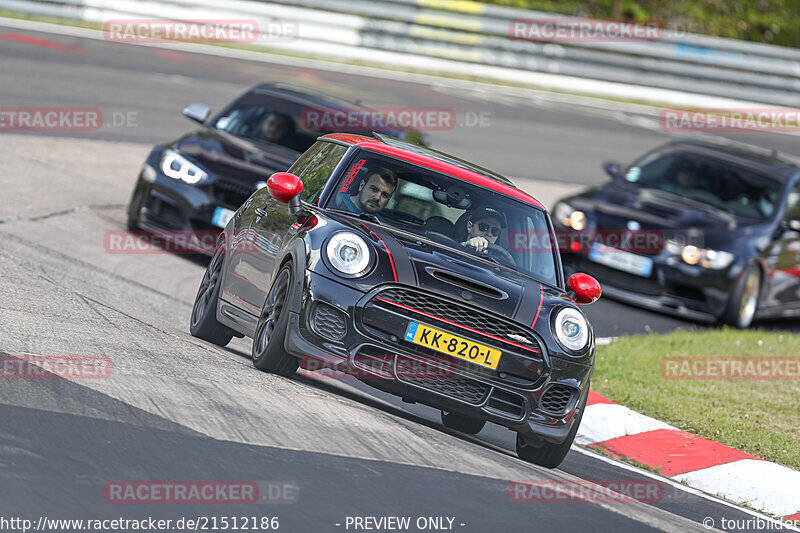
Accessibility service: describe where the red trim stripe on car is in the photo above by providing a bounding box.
[375,297,540,355]
[358,221,398,283]
[531,283,544,328]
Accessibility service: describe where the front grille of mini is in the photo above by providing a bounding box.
[310,303,348,341]
[539,385,576,416]
[353,348,394,377]
[374,288,541,353]
[397,359,488,405]
[486,388,525,419]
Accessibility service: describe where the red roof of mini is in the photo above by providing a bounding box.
[321,133,545,209]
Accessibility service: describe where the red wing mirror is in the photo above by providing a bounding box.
[267,172,303,203]
[567,273,602,304]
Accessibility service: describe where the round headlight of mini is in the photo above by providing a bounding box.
[553,307,590,353]
[326,232,371,277]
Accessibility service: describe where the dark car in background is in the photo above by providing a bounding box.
[554,138,800,328]
[126,83,426,252]
[189,133,601,468]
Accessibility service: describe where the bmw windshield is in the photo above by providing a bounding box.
[327,150,560,287]
[623,151,783,220]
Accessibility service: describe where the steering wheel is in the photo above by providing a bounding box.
[487,243,516,267]
[381,209,425,226]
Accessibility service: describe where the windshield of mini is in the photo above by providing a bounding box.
[328,151,559,286]
[623,151,782,220]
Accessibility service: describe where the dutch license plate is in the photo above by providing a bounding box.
[212,206,235,228]
[589,242,653,277]
[404,321,501,370]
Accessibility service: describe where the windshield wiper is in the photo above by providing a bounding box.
[327,208,381,224]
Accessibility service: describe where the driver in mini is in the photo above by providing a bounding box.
[462,206,505,254]
[342,168,397,216]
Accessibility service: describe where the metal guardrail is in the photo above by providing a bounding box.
[4,0,800,106]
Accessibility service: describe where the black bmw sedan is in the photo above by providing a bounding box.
[126,83,423,252]
[553,138,800,328]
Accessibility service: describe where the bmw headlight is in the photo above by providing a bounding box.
[553,307,590,353]
[664,240,735,270]
[161,150,208,184]
[326,232,371,277]
[553,202,586,231]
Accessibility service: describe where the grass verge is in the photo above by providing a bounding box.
[593,328,800,471]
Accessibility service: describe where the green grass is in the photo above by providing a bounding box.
[593,328,800,470]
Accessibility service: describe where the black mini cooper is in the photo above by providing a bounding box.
[189,133,601,468]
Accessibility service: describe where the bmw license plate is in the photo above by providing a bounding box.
[212,206,235,228]
[589,242,653,277]
[404,321,501,370]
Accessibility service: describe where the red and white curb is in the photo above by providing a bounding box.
[577,390,800,522]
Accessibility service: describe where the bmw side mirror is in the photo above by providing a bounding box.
[567,273,602,304]
[182,103,212,124]
[603,161,623,181]
[267,172,306,217]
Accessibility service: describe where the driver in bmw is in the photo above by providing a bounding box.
[462,206,506,254]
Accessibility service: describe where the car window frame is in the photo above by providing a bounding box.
[320,146,564,289]
[287,141,350,206]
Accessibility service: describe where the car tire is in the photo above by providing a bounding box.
[252,264,299,377]
[440,411,486,435]
[722,264,761,329]
[515,384,589,469]
[189,243,234,346]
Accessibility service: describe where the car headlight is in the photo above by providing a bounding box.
[553,202,586,231]
[665,240,734,270]
[553,307,590,353]
[160,150,208,184]
[326,232,371,277]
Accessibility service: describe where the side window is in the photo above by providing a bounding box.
[289,141,348,205]
[786,183,800,219]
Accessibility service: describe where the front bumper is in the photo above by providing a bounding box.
[284,269,592,444]
[128,162,253,254]
[562,251,736,323]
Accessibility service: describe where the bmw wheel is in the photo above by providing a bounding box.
[723,265,761,329]
[190,243,234,346]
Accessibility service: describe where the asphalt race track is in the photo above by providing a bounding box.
[0,23,796,533]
